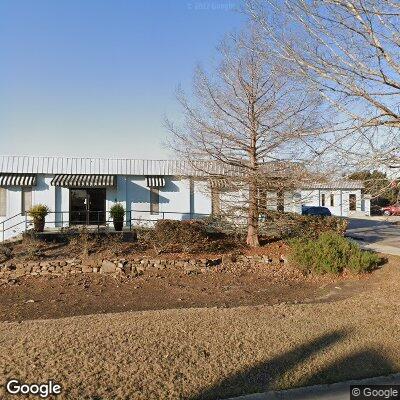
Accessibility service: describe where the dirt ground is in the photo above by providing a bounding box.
[0,258,362,322]
[0,256,399,399]
[1,236,368,322]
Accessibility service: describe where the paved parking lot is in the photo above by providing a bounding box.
[347,217,400,255]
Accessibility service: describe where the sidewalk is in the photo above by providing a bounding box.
[229,373,400,400]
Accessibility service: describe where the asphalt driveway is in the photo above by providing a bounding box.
[346,216,400,255]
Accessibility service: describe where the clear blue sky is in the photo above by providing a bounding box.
[0,0,246,159]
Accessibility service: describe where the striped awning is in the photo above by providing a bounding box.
[0,174,37,187]
[146,176,165,187]
[51,174,116,187]
[209,178,228,189]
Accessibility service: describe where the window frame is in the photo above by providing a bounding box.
[321,193,326,207]
[0,187,6,217]
[150,187,160,215]
[349,193,357,211]
[21,187,33,215]
[330,193,334,207]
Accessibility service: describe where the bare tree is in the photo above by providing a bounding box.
[166,30,330,246]
[248,0,400,166]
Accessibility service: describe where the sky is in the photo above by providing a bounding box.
[0,0,246,159]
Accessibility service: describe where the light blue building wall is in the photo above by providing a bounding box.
[0,156,369,240]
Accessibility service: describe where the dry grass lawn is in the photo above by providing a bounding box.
[1,258,400,399]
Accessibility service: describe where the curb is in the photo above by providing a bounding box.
[228,373,400,400]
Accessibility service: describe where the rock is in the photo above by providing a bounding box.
[135,265,145,275]
[81,265,93,273]
[25,299,35,303]
[124,264,132,274]
[222,253,237,265]
[100,260,116,274]
[262,255,273,264]
[39,261,51,268]
[184,265,199,275]
[14,269,26,278]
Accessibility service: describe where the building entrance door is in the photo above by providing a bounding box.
[69,188,106,225]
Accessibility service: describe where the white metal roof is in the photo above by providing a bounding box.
[0,156,233,176]
[0,156,364,189]
[303,180,364,189]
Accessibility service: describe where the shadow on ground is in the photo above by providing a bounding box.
[189,329,394,400]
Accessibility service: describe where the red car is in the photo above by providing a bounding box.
[381,204,400,216]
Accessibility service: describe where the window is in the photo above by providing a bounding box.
[21,188,32,215]
[211,187,221,216]
[321,193,325,207]
[330,193,334,207]
[150,187,159,215]
[349,194,357,211]
[0,188,6,217]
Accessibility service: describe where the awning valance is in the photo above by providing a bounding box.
[51,174,116,187]
[0,174,37,187]
[146,176,165,187]
[209,178,228,189]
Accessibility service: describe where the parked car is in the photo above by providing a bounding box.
[302,206,332,217]
[381,204,400,216]
[370,204,383,216]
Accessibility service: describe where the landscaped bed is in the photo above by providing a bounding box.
[0,217,382,321]
[0,249,369,322]
[0,256,399,400]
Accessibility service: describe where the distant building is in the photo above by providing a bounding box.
[0,156,369,240]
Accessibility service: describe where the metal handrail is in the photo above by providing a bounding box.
[1,209,211,242]
[0,212,24,224]
[1,212,25,242]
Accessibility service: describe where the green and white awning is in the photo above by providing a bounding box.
[51,174,116,187]
[0,174,37,187]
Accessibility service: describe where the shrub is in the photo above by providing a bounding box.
[148,219,210,253]
[110,203,125,221]
[289,232,380,275]
[27,204,50,220]
[259,211,347,240]
[202,215,242,238]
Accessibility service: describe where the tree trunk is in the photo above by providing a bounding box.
[246,180,260,247]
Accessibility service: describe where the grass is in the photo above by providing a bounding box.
[0,257,399,399]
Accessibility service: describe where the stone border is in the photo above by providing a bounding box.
[0,254,286,284]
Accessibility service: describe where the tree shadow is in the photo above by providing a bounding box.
[189,329,394,400]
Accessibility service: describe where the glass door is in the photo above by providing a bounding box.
[69,188,106,225]
[70,189,88,225]
[87,189,106,224]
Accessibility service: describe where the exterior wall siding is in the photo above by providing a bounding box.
[0,172,370,240]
